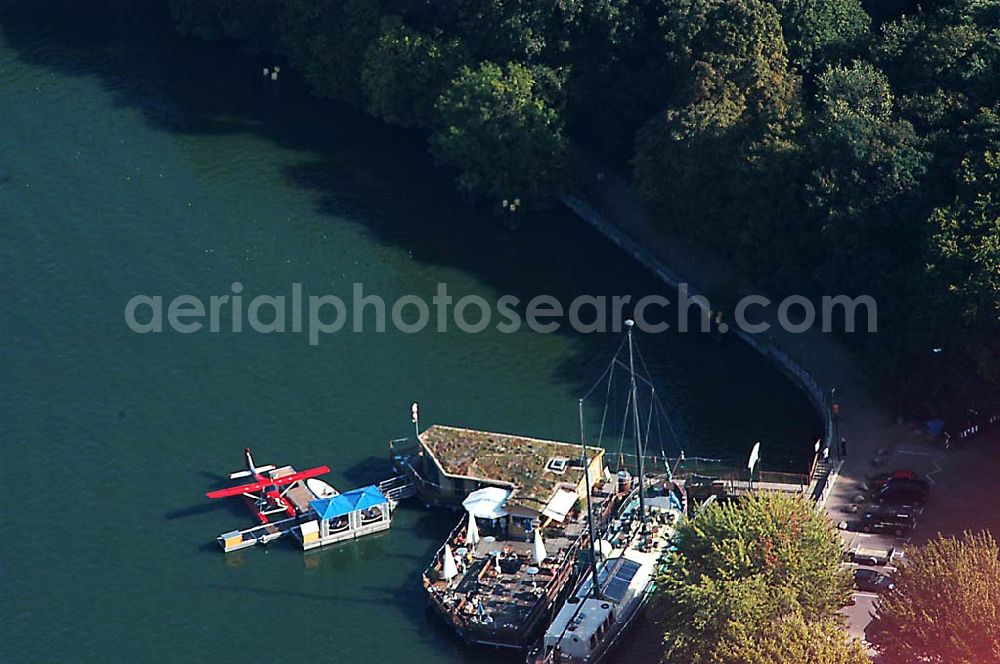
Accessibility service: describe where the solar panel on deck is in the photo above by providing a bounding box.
[598,558,641,602]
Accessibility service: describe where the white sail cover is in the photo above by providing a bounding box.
[462,487,511,519]
[442,544,458,580]
[533,530,548,565]
[467,512,480,546]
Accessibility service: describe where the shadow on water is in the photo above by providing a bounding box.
[164,501,226,520]
[198,470,232,483]
[208,582,411,608]
[339,455,397,489]
[0,3,618,377]
[0,3,821,473]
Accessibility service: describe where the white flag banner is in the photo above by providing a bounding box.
[532,529,548,565]
[467,511,480,546]
[748,441,761,472]
[442,544,458,581]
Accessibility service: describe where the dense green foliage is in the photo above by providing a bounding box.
[724,613,870,664]
[430,62,567,205]
[767,0,871,73]
[633,0,803,244]
[651,493,858,663]
[806,60,930,291]
[166,0,1000,417]
[869,530,1000,663]
[361,19,464,128]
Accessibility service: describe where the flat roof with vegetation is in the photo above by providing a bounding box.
[418,425,604,514]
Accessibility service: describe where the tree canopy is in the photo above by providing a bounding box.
[634,0,802,240]
[277,0,382,107]
[766,0,870,74]
[805,60,929,290]
[723,612,870,664]
[431,62,567,207]
[361,19,464,128]
[868,530,1000,664]
[653,493,855,663]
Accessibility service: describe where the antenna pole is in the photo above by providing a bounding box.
[626,320,647,532]
[580,399,603,599]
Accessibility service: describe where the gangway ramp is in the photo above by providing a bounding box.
[218,516,299,553]
[379,474,416,506]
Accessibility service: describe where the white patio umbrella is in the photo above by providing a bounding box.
[462,487,511,520]
[532,529,548,565]
[467,511,480,546]
[442,544,458,581]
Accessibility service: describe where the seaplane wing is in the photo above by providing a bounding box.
[269,466,331,486]
[205,465,331,499]
[206,482,269,499]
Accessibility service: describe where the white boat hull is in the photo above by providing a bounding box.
[306,478,338,499]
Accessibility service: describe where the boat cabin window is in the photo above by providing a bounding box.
[361,506,384,523]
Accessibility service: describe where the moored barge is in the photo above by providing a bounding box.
[412,426,627,648]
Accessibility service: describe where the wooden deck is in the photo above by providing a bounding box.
[423,493,618,648]
[285,483,317,514]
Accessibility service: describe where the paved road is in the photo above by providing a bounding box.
[828,425,999,644]
[844,588,880,641]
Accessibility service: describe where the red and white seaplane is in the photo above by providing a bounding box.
[206,448,332,524]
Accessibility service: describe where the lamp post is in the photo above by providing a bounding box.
[930,346,945,418]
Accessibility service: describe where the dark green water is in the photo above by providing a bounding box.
[0,7,818,663]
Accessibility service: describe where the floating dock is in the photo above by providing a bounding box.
[216,482,393,552]
[293,485,392,551]
[208,454,394,553]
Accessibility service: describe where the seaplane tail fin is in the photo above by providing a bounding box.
[240,447,276,476]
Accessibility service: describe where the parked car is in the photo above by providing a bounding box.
[854,568,895,592]
[861,505,917,536]
[871,481,928,507]
[870,470,929,492]
[847,544,898,566]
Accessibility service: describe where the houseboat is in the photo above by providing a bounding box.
[415,425,627,649]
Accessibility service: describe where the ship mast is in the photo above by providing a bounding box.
[579,399,604,600]
[626,319,647,532]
